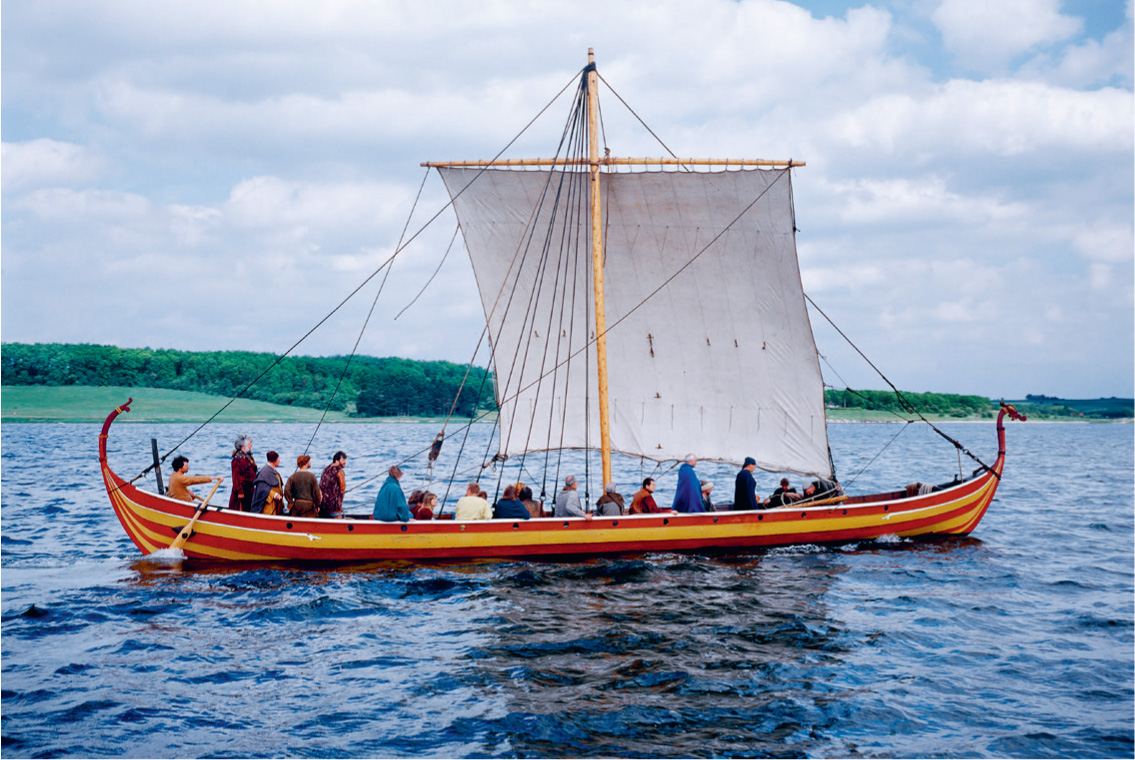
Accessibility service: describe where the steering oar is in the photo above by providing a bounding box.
[169,477,224,552]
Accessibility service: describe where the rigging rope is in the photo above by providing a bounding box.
[841,420,913,489]
[596,72,685,168]
[805,294,992,472]
[302,167,432,457]
[131,68,586,482]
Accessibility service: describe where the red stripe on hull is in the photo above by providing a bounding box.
[99,402,1020,562]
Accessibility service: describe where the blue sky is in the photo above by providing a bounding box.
[2,0,1132,399]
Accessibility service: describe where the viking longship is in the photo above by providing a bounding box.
[99,50,1025,562]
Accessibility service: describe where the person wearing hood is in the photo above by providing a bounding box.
[373,465,412,522]
[672,453,703,513]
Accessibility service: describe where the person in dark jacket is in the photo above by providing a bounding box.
[250,451,284,514]
[733,457,763,511]
[493,485,531,520]
[803,478,843,500]
[768,477,802,508]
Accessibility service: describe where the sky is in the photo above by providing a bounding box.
[2,0,1132,400]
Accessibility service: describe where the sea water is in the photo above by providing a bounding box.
[2,420,1132,758]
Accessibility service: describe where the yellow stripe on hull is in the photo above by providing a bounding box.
[103,459,1002,561]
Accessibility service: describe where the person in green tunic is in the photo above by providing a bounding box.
[372,465,411,522]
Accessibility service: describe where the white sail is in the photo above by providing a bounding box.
[438,166,831,478]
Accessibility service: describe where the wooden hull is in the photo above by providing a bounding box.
[99,402,1021,562]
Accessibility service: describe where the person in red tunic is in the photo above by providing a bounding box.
[629,477,662,514]
[319,451,348,518]
[228,434,257,512]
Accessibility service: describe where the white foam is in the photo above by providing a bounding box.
[144,547,187,562]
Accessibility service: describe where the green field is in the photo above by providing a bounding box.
[1,386,357,423]
[2,384,1002,424]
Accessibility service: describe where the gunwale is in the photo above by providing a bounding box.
[100,399,1015,562]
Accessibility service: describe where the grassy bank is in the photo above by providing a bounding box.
[3,385,1002,424]
[0,386,358,423]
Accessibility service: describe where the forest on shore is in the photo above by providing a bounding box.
[1,343,494,418]
[2,343,1130,420]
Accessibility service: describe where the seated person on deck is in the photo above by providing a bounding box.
[629,478,663,514]
[554,475,591,520]
[767,478,803,508]
[518,485,543,518]
[372,466,412,522]
[454,482,493,520]
[700,480,715,512]
[802,478,843,500]
[412,491,438,521]
[493,485,531,520]
[595,482,625,516]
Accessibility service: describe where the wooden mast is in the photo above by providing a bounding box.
[421,50,804,492]
[586,48,613,489]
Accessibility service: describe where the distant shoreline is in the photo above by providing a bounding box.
[2,385,1126,424]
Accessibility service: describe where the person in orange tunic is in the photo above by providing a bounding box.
[629,477,662,514]
[167,456,223,503]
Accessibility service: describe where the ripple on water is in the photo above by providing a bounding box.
[0,421,1130,757]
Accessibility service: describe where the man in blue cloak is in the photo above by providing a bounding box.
[672,453,703,513]
[373,465,412,522]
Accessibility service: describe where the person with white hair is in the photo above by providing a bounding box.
[228,434,257,511]
[672,453,704,513]
[554,474,591,520]
[595,481,625,516]
[700,480,715,512]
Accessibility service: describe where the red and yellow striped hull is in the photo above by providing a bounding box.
[99,402,1020,562]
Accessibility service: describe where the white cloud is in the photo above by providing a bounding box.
[823,175,1030,227]
[1073,225,1135,264]
[932,0,1082,73]
[830,79,1132,157]
[1,139,101,193]
[14,187,150,222]
[1027,4,1135,88]
[1,0,1131,398]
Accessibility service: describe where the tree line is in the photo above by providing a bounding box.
[825,388,1132,419]
[823,388,994,418]
[0,343,495,418]
[5,342,1126,420]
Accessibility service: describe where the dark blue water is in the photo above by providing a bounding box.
[3,420,1132,757]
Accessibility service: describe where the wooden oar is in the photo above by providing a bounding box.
[169,478,223,551]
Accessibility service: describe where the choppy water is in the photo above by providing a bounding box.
[2,419,1132,758]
